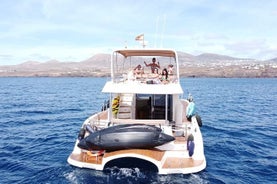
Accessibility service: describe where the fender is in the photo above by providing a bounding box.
[78,128,86,140]
[195,114,202,127]
[187,141,195,157]
[187,134,195,157]
[86,124,95,133]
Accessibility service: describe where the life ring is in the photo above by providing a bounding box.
[112,96,120,115]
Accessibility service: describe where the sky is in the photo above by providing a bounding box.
[0,0,276,65]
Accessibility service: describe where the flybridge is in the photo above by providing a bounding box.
[110,48,180,83]
[114,49,178,57]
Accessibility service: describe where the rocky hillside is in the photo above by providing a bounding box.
[0,52,276,77]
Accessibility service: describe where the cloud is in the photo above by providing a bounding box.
[225,39,267,52]
[0,54,14,64]
[0,0,277,65]
[224,39,277,59]
[0,43,112,65]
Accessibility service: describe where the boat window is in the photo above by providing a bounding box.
[135,94,172,120]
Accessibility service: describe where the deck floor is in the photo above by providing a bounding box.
[162,157,204,169]
[70,104,205,170]
[70,145,203,170]
[70,148,165,165]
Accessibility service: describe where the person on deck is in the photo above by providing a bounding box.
[186,95,196,121]
[160,68,169,84]
[133,64,144,76]
[144,58,160,73]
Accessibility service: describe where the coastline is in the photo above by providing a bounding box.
[0,51,276,78]
[0,65,276,78]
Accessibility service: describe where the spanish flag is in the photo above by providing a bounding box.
[135,34,144,41]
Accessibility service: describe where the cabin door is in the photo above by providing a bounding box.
[135,94,172,120]
[152,94,172,120]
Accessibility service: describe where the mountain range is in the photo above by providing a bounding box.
[0,52,276,77]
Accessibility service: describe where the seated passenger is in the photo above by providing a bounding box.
[133,64,144,77]
[160,68,169,84]
[152,68,161,84]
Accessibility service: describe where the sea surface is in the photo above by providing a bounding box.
[0,77,276,184]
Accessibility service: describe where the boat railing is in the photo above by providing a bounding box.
[85,111,110,130]
[114,72,178,84]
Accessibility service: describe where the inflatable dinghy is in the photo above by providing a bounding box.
[78,124,175,151]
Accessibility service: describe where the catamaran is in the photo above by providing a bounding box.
[67,48,206,174]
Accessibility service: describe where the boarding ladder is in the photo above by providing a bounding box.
[117,93,134,119]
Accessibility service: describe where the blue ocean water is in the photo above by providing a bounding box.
[0,77,276,184]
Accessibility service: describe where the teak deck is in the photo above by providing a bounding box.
[68,101,204,171]
[69,135,203,170]
[69,147,204,169]
[69,149,164,165]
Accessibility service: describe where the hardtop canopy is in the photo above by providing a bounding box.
[111,48,180,79]
[114,48,178,58]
